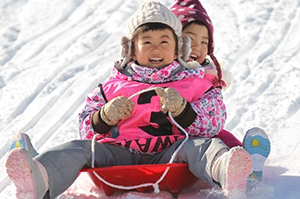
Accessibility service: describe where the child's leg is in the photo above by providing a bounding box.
[37,139,134,198]
[166,138,252,198]
[158,138,228,185]
[242,127,271,184]
[214,129,242,148]
[6,134,133,199]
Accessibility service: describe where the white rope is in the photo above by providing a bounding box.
[90,88,190,193]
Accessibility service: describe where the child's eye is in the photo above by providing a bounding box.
[143,41,151,44]
[161,40,168,44]
[202,41,208,45]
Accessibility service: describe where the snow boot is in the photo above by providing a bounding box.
[10,132,39,157]
[212,147,253,198]
[243,127,270,186]
[6,148,48,199]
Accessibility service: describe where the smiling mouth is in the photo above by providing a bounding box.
[149,58,163,64]
[189,54,198,61]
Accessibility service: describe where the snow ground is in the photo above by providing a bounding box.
[0,0,299,198]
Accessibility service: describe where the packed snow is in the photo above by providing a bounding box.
[0,0,299,198]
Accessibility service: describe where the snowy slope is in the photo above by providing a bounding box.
[0,0,299,198]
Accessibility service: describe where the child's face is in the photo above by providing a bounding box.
[182,23,209,65]
[133,29,177,68]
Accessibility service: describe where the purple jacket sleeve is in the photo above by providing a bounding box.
[78,87,108,140]
[186,88,226,137]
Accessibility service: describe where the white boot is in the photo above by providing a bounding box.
[6,148,49,199]
[212,147,253,198]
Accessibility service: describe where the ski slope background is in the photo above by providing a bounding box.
[0,0,300,198]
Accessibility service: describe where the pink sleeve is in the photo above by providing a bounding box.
[78,87,107,140]
[186,88,226,137]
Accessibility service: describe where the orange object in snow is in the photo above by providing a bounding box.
[81,163,207,198]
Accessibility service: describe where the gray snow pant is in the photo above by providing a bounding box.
[35,137,228,198]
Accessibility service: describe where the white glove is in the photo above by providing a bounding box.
[155,87,187,117]
[100,96,134,125]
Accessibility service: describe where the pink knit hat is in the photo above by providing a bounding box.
[171,0,224,86]
[170,0,214,54]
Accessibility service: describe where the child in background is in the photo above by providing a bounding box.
[170,0,271,185]
[6,1,252,199]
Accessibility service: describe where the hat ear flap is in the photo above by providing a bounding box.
[120,36,131,58]
[181,36,191,62]
[120,36,132,67]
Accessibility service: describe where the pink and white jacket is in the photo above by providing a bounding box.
[79,61,226,154]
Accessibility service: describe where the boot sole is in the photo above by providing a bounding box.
[225,147,253,197]
[6,148,38,199]
[243,127,270,182]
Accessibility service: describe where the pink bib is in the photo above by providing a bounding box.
[100,73,212,153]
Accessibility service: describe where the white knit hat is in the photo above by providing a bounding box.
[120,1,190,67]
[127,1,182,39]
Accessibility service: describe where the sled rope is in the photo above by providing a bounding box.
[91,87,189,193]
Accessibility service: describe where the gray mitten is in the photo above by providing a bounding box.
[155,87,187,117]
[100,96,134,125]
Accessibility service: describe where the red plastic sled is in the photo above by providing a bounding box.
[81,163,206,198]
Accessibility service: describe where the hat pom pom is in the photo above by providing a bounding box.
[120,36,130,58]
[181,36,191,62]
[220,66,232,90]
